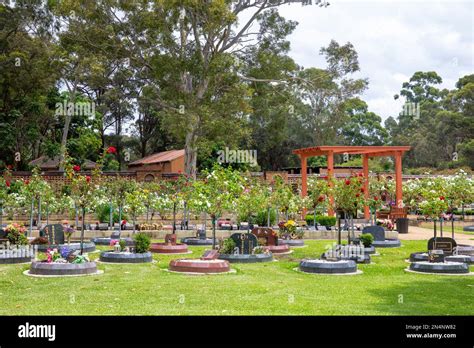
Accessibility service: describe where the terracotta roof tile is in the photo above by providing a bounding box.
[129,149,185,166]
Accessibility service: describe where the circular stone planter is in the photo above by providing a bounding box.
[409,261,469,274]
[363,245,376,254]
[280,239,305,247]
[27,261,100,277]
[150,243,189,254]
[35,242,96,253]
[263,244,291,254]
[445,255,473,264]
[457,245,474,256]
[218,253,273,263]
[91,237,134,246]
[99,251,152,263]
[180,237,217,246]
[169,259,230,274]
[372,239,401,248]
[409,252,429,262]
[321,253,371,264]
[299,259,358,274]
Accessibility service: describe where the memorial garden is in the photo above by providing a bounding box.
[0,157,473,315]
[0,0,473,328]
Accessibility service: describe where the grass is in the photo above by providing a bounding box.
[0,240,473,316]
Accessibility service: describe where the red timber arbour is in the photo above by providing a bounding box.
[292,146,411,218]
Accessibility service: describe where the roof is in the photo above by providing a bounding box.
[293,146,411,157]
[29,156,97,170]
[129,149,185,166]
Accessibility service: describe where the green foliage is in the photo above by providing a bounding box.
[133,233,151,253]
[219,238,236,255]
[119,239,126,251]
[96,204,127,224]
[254,209,276,227]
[304,215,336,226]
[359,233,374,247]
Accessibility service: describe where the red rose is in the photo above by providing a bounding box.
[374,197,379,201]
[86,176,91,183]
[358,173,363,177]
[345,180,351,185]
[439,196,445,200]
[73,165,81,172]
[24,180,29,185]
[361,188,365,193]
[177,170,182,174]
[318,195,325,202]
[6,165,12,170]
[356,193,360,198]
[5,181,10,187]
[106,146,117,154]
[321,176,328,180]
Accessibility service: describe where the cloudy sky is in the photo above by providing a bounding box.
[263,0,473,120]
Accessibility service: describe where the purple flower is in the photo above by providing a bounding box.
[60,246,70,259]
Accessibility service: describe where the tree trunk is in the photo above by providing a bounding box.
[37,196,42,229]
[80,207,85,255]
[172,202,176,234]
[184,129,198,179]
[29,198,34,236]
[109,201,113,230]
[212,215,216,249]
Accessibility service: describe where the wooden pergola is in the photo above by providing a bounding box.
[292,146,411,218]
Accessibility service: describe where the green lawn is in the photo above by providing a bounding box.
[1,240,473,316]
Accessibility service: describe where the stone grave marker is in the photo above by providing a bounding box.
[362,225,385,241]
[197,228,207,240]
[428,249,445,263]
[229,233,258,254]
[110,231,121,239]
[428,237,456,255]
[165,234,177,245]
[251,227,278,246]
[41,224,65,245]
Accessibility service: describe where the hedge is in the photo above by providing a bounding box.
[305,215,337,226]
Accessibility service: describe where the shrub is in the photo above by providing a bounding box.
[254,209,276,227]
[359,233,374,247]
[30,237,49,245]
[119,239,126,251]
[96,204,128,224]
[133,233,150,253]
[305,215,337,226]
[219,238,236,254]
[252,246,265,254]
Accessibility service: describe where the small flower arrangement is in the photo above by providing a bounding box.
[45,247,89,264]
[376,219,394,231]
[4,223,28,245]
[278,220,304,239]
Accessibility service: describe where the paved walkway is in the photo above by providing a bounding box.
[401,226,474,246]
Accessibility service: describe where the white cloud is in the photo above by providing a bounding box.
[269,0,474,120]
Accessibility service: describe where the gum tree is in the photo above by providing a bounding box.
[192,165,244,248]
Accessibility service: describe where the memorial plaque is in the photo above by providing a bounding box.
[229,233,257,254]
[201,249,218,260]
[197,229,207,240]
[428,249,445,263]
[252,227,278,246]
[41,224,65,244]
[428,237,456,255]
[110,231,121,239]
[165,234,177,245]
[362,225,385,241]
